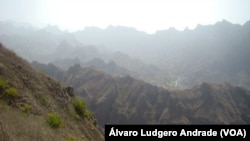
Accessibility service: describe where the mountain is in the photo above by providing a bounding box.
[52,52,173,89]
[73,20,250,89]
[0,23,84,63]
[1,20,250,89]
[0,43,104,141]
[53,39,99,61]
[74,25,149,56]
[83,58,130,77]
[145,20,250,88]
[0,21,35,36]
[32,62,250,127]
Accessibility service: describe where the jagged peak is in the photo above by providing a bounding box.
[68,64,82,72]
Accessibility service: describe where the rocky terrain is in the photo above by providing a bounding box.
[0,43,104,141]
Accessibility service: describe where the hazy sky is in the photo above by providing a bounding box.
[0,0,250,33]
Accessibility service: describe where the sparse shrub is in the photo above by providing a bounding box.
[66,135,77,141]
[23,104,32,113]
[47,112,62,128]
[40,94,49,107]
[85,110,93,117]
[73,98,93,119]
[4,87,18,104]
[0,77,8,97]
[74,98,87,117]
[5,87,18,98]
[66,135,87,141]
[0,77,18,104]
[0,77,7,92]
[0,77,18,105]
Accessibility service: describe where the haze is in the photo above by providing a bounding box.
[1,0,250,33]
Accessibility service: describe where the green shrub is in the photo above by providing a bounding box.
[66,135,87,141]
[23,104,32,113]
[39,94,49,107]
[5,87,18,98]
[47,112,62,128]
[85,110,93,117]
[0,78,7,90]
[0,77,18,105]
[74,98,87,117]
[66,135,77,141]
[0,78,7,95]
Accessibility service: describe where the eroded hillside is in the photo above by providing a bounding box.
[0,43,104,141]
[32,62,250,127]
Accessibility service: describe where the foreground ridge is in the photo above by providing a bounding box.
[0,43,104,141]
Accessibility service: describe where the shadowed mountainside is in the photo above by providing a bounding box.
[32,62,250,127]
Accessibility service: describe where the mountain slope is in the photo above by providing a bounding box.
[32,62,250,127]
[0,43,104,141]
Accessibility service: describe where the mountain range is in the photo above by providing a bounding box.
[32,62,250,127]
[1,20,250,89]
[0,19,250,139]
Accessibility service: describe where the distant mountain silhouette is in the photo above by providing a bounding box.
[1,20,250,89]
[0,21,35,35]
[73,20,250,89]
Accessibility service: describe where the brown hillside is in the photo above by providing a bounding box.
[0,43,104,141]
